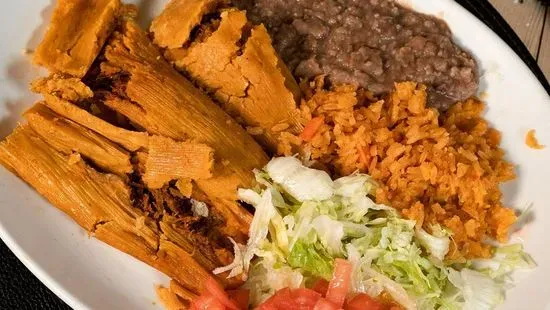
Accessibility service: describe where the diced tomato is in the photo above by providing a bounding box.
[312,279,330,296]
[255,259,399,310]
[257,303,277,310]
[227,289,249,310]
[258,288,322,310]
[291,288,322,307]
[204,277,239,310]
[300,116,325,142]
[190,293,226,310]
[325,259,352,307]
[314,298,340,310]
[346,294,385,310]
[258,288,294,310]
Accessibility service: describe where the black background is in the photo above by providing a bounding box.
[1,0,549,309]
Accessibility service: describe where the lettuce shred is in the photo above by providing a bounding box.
[218,157,534,309]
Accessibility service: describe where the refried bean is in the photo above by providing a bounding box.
[234,0,479,111]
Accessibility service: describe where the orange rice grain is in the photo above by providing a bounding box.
[280,80,517,260]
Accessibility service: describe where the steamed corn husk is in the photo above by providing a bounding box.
[25,103,133,177]
[143,135,214,189]
[99,20,266,238]
[0,124,242,291]
[151,3,302,152]
[0,0,275,297]
[40,93,149,151]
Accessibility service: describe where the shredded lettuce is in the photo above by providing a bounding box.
[447,269,504,310]
[287,240,334,279]
[212,237,244,278]
[242,189,277,272]
[471,244,536,279]
[265,157,333,201]
[311,215,344,255]
[242,252,304,305]
[218,157,534,309]
[415,226,450,261]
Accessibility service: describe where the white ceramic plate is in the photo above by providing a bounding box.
[0,0,549,309]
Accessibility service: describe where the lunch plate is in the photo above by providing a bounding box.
[0,0,549,309]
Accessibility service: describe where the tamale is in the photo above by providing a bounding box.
[4,0,273,297]
[0,125,107,231]
[127,182,243,288]
[0,125,240,291]
[143,135,214,189]
[101,20,267,181]
[25,104,132,177]
[151,3,302,152]
[0,125,158,244]
[131,181,236,270]
[166,10,249,108]
[34,0,121,77]
[94,19,267,237]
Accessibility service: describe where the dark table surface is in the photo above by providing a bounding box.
[1,1,549,309]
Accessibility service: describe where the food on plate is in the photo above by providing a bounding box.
[191,260,399,309]
[96,19,270,212]
[525,129,545,150]
[0,0,535,308]
[214,157,534,309]
[0,123,236,292]
[278,80,516,260]
[151,1,303,152]
[234,0,479,111]
[32,10,270,239]
[1,0,273,295]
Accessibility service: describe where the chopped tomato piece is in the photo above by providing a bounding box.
[291,288,322,307]
[300,116,325,142]
[256,260,401,310]
[346,294,385,310]
[314,298,340,310]
[258,287,322,309]
[312,279,330,296]
[190,293,226,310]
[204,277,239,310]
[227,289,249,310]
[326,259,352,307]
[259,288,294,309]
